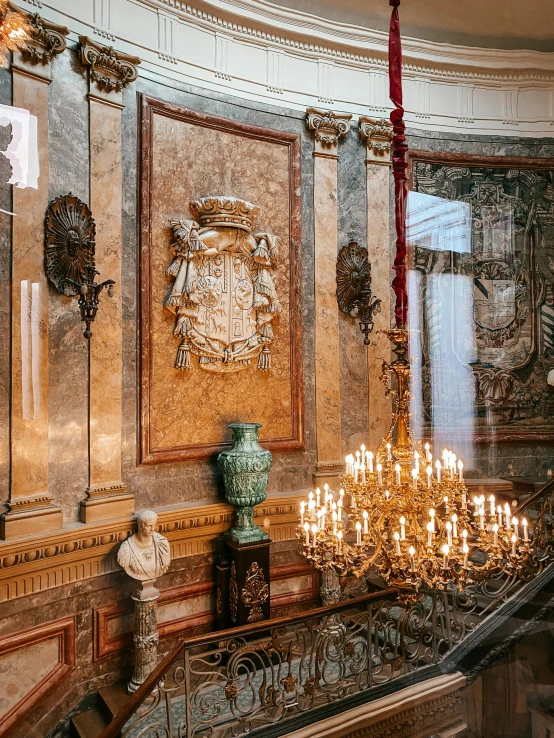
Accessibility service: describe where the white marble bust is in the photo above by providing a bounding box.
[117,510,171,582]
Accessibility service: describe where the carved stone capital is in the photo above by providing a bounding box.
[78,36,141,104]
[359,116,393,165]
[9,4,69,81]
[306,107,352,157]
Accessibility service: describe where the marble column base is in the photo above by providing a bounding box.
[312,462,344,489]
[0,497,63,539]
[79,482,134,523]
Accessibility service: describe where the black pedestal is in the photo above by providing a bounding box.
[216,536,271,629]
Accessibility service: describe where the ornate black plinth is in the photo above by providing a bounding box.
[216,536,271,629]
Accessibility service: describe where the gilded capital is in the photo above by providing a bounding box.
[306,107,352,156]
[78,36,141,101]
[8,3,69,64]
[359,116,393,165]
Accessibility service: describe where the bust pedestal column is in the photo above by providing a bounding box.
[129,580,160,693]
[305,109,352,489]
[117,510,171,693]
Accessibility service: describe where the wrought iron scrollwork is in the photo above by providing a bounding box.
[336,241,381,345]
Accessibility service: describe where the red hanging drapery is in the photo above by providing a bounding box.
[389,0,408,328]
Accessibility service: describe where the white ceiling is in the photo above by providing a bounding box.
[264,0,554,51]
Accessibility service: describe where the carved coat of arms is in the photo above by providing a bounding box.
[165,196,281,373]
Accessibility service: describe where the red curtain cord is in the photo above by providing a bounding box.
[389,0,408,329]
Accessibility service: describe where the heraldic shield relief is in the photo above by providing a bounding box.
[164,196,282,373]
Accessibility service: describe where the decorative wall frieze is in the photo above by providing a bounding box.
[359,116,393,165]
[0,496,304,602]
[78,35,140,101]
[306,108,352,156]
[10,4,69,66]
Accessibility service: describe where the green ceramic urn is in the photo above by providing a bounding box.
[218,423,272,544]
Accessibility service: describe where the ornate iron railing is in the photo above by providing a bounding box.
[99,478,554,738]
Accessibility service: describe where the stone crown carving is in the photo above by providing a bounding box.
[306,107,352,149]
[9,5,69,64]
[190,196,260,232]
[78,36,141,93]
[359,116,393,163]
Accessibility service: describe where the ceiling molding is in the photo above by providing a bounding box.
[144,0,554,76]
[20,0,554,136]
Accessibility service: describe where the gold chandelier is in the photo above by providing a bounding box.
[0,1,29,66]
[298,329,535,600]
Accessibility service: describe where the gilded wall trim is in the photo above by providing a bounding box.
[0,496,303,602]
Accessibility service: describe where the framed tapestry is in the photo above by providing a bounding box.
[139,95,304,463]
[408,151,554,445]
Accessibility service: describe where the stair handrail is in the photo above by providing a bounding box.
[516,475,554,516]
[97,587,398,738]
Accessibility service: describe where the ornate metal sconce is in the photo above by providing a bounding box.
[64,265,114,339]
[44,192,115,339]
[336,241,381,344]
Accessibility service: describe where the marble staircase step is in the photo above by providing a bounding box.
[71,682,129,738]
[71,709,108,738]
[98,682,130,720]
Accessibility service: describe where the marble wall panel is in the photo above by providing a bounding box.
[47,49,89,522]
[89,99,123,487]
[0,66,11,515]
[0,636,59,720]
[119,74,315,511]
[313,155,342,465]
[145,106,298,454]
[10,69,49,501]
[338,125,369,455]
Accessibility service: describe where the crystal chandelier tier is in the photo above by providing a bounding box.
[298,328,534,599]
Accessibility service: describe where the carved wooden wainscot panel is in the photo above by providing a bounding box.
[409,152,554,443]
[165,197,281,372]
[139,96,303,463]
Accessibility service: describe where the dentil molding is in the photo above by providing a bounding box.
[17,0,554,136]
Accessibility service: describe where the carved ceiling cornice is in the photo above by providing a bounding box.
[359,116,393,165]
[78,36,141,93]
[306,107,352,152]
[9,2,68,64]
[140,0,554,81]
